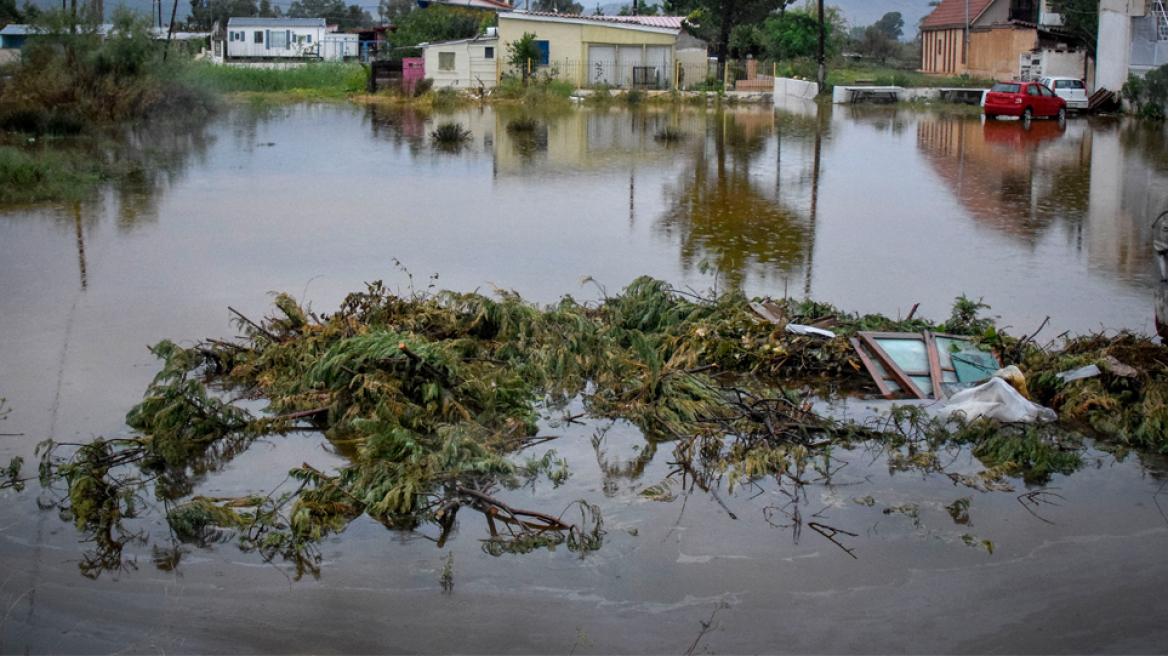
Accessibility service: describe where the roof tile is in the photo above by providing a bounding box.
[921,0,996,30]
[517,12,685,29]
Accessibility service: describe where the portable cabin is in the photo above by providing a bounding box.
[224,17,330,60]
[421,31,500,90]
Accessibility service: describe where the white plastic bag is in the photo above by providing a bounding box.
[934,377,1057,423]
[785,323,835,339]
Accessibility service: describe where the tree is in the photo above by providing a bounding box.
[761,8,818,59]
[665,0,793,72]
[872,11,902,40]
[287,0,373,30]
[617,2,659,15]
[1047,0,1097,55]
[378,0,414,25]
[0,0,24,26]
[507,30,541,82]
[857,24,896,64]
[188,0,259,31]
[532,0,584,13]
[389,5,485,50]
[755,2,843,61]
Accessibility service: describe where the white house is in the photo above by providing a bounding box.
[217,17,353,62]
[421,30,500,90]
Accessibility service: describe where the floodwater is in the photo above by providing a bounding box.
[2,100,1168,653]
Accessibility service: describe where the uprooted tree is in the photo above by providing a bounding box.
[32,275,1168,577]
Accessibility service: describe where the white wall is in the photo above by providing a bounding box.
[1040,49,1086,78]
[226,25,326,59]
[318,35,358,61]
[423,40,498,89]
[1097,6,1133,90]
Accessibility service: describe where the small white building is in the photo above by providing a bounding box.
[421,31,500,90]
[220,18,349,61]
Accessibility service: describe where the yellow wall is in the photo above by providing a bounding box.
[967,27,1037,79]
[497,15,675,72]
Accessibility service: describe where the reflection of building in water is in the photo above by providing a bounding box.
[918,116,1168,288]
[916,116,1090,244]
[365,105,499,156]
[491,108,708,174]
[655,108,822,291]
[1089,123,1168,283]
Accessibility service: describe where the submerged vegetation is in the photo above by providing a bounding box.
[31,275,1168,576]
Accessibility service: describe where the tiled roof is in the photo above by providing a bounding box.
[515,12,685,29]
[425,0,514,10]
[920,0,996,29]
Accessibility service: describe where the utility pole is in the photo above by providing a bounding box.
[964,0,969,68]
[816,0,824,89]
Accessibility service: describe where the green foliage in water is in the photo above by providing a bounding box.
[32,275,1168,576]
[430,121,473,148]
[0,147,102,204]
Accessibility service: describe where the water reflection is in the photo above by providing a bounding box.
[0,115,215,291]
[916,115,1089,245]
[657,108,815,290]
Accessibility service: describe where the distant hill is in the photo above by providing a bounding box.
[21,0,934,35]
[529,0,933,36]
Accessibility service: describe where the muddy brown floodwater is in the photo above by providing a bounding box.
[2,101,1168,653]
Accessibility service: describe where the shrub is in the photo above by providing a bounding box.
[0,8,214,128]
[412,77,435,97]
[506,117,539,133]
[430,122,472,149]
[1124,66,1168,119]
[654,127,684,143]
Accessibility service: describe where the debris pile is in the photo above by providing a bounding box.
[31,276,1168,574]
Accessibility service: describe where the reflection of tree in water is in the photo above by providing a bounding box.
[1,115,215,290]
[108,117,217,230]
[365,104,431,154]
[1120,118,1168,172]
[590,425,661,497]
[656,109,811,289]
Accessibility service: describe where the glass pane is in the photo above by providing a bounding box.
[874,338,929,373]
[934,336,961,370]
[909,376,934,395]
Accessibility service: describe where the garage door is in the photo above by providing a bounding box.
[588,45,616,86]
[617,46,641,87]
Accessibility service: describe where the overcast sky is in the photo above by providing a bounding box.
[35,0,936,33]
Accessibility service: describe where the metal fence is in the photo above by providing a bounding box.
[499,57,782,92]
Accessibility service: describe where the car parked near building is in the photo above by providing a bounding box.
[983,81,1068,121]
[1037,76,1089,111]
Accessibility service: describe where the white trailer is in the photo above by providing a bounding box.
[225,18,336,60]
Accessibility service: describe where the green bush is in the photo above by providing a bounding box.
[0,8,215,128]
[0,147,100,204]
[1124,66,1168,119]
[180,61,367,95]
